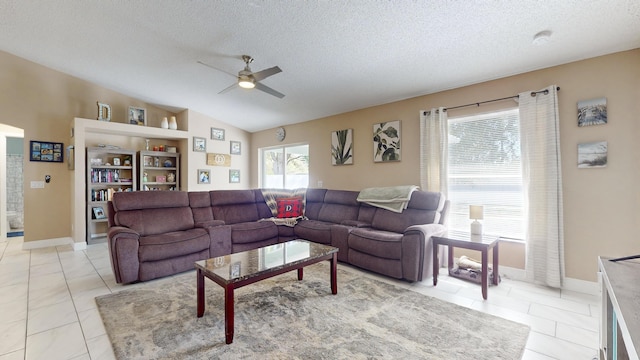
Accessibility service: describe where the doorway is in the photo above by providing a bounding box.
[0,124,25,240]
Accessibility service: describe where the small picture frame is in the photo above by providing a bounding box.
[198,169,211,184]
[230,261,241,278]
[112,157,121,166]
[128,106,147,126]
[229,169,240,183]
[193,137,206,152]
[92,206,106,219]
[230,141,241,155]
[211,128,225,141]
[577,97,607,127]
[30,140,64,163]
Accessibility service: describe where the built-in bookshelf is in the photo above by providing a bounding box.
[138,150,180,191]
[86,147,137,244]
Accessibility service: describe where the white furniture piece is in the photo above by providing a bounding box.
[598,256,640,360]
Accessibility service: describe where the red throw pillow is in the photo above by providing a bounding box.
[276,197,303,218]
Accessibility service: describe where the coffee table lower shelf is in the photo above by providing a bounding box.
[195,240,338,344]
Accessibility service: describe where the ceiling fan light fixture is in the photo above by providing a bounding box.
[238,75,255,89]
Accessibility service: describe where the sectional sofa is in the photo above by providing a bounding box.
[107,188,448,284]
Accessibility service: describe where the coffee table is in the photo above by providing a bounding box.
[195,239,338,344]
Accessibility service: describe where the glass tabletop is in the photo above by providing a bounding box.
[195,240,338,284]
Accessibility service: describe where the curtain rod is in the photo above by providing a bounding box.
[442,86,560,112]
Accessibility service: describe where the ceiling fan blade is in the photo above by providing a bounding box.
[255,82,285,98]
[197,61,238,78]
[218,83,238,94]
[251,66,282,82]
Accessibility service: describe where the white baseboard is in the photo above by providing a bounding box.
[21,237,75,250]
[499,265,598,295]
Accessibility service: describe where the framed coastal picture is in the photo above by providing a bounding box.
[128,106,147,126]
[30,140,64,163]
[373,121,401,162]
[230,141,241,155]
[211,127,225,141]
[578,141,607,168]
[193,137,206,152]
[331,128,353,165]
[577,97,607,127]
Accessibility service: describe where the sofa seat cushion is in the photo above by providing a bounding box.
[294,219,333,244]
[348,228,403,260]
[138,228,210,262]
[230,221,278,244]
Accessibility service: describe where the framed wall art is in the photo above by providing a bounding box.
[193,137,206,152]
[577,97,607,127]
[198,169,211,184]
[30,140,64,162]
[373,120,401,162]
[578,141,607,168]
[331,128,353,165]
[229,169,240,183]
[211,127,225,141]
[230,141,241,155]
[128,106,147,126]
[92,206,106,219]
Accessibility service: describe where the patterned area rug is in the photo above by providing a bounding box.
[96,263,529,359]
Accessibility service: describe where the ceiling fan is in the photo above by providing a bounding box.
[198,55,285,98]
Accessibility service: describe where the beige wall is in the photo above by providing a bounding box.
[251,49,640,282]
[0,50,249,244]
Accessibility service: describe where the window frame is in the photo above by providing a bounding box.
[259,142,309,189]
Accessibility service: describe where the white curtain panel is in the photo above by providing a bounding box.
[518,85,565,288]
[419,108,448,194]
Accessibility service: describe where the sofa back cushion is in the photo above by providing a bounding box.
[254,190,276,219]
[210,190,260,224]
[304,189,327,220]
[188,191,214,225]
[318,190,360,224]
[111,191,195,236]
[371,191,445,233]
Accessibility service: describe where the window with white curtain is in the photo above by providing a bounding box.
[447,108,524,240]
[260,144,309,189]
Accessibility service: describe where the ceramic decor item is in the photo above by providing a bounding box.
[169,116,177,130]
[161,117,169,129]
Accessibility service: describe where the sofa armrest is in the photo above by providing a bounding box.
[341,220,371,228]
[404,223,447,238]
[195,220,226,228]
[400,224,448,282]
[107,226,141,284]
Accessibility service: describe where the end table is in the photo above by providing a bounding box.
[432,232,499,300]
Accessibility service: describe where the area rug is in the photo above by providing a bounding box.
[96,263,529,359]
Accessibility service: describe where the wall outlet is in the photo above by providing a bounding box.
[30,181,45,189]
[317,180,323,187]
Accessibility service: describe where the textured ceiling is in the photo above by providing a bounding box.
[1,1,639,132]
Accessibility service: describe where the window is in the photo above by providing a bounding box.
[447,109,524,240]
[260,144,309,189]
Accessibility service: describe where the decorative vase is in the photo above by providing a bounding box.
[144,139,150,151]
[161,117,169,129]
[169,116,177,130]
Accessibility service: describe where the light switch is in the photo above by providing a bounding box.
[31,181,45,189]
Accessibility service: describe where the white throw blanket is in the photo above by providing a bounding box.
[356,185,419,213]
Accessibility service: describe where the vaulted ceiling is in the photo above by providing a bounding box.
[1,1,639,132]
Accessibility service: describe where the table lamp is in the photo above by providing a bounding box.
[469,205,484,235]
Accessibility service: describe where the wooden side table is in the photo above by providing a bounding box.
[432,232,499,300]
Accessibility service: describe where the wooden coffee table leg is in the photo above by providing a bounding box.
[197,269,205,317]
[330,252,337,295]
[298,268,303,280]
[224,285,234,344]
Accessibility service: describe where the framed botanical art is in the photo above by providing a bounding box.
[211,127,225,141]
[373,121,401,162]
[128,106,147,126]
[229,169,240,183]
[230,141,241,155]
[30,140,64,162]
[193,137,206,152]
[331,128,353,165]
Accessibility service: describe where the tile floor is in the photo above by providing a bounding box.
[0,236,600,360]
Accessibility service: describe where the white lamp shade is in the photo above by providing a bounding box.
[469,205,484,220]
